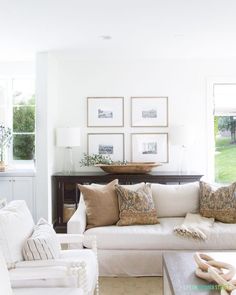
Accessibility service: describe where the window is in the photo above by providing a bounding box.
[0,80,8,125]
[213,83,236,183]
[0,77,35,165]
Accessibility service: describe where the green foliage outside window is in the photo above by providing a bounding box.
[215,116,236,183]
[13,106,35,133]
[13,134,35,160]
[13,94,35,160]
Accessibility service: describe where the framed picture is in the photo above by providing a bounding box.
[87,133,124,162]
[131,97,168,127]
[87,97,124,127]
[131,133,169,163]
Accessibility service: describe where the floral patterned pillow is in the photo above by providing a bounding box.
[200,181,236,223]
[115,183,159,226]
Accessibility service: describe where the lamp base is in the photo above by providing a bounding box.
[63,147,74,174]
[178,145,187,174]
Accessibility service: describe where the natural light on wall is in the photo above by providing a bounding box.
[214,83,236,183]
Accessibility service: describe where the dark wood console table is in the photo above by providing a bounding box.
[52,171,203,233]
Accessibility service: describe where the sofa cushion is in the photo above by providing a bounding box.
[78,179,119,229]
[0,200,34,268]
[150,182,199,217]
[115,184,159,226]
[200,181,236,223]
[84,217,236,250]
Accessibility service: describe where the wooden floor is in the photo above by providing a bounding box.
[99,277,163,295]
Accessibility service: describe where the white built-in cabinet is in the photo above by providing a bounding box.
[0,175,35,219]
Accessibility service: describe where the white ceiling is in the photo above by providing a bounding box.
[1,0,236,61]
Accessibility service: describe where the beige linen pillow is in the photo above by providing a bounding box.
[150,182,199,217]
[115,183,159,226]
[200,181,236,223]
[78,179,119,229]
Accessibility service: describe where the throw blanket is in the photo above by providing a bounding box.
[174,213,214,240]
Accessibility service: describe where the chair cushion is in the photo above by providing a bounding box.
[84,217,236,250]
[79,179,119,229]
[200,181,236,223]
[0,200,34,268]
[115,184,159,226]
[150,182,200,217]
[23,218,61,261]
[11,250,98,293]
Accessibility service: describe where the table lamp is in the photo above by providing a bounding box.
[170,125,193,173]
[56,127,80,173]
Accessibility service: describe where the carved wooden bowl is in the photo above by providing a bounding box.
[95,162,161,174]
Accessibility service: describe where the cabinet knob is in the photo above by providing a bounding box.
[9,180,11,182]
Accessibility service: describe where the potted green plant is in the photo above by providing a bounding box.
[0,125,12,172]
[80,153,114,167]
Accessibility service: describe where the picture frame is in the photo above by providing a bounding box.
[87,97,124,127]
[87,133,125,162]
[131,133,169,163]
[131,97,168,127]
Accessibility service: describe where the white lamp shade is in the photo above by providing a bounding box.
[56,127,80,147]
[170,125,194,146]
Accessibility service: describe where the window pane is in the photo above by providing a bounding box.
[12,79,35,105]
[13,134,35,160]
[0,79,7,105]
[215,116,236,183]
[0,107,6,125]
[13,106,35,132]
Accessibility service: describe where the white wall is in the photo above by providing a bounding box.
[35,53,59,221]
[0,61,34,77]
[50,54,236,174]
[36,52,236,219]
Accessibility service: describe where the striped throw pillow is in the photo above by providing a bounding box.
[23,218,61,261]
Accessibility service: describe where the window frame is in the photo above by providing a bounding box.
[0,75,35,168]
[207,77,236,183]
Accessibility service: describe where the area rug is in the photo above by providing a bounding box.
[99,277,162,295]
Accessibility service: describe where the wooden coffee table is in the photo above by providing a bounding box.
[163,252,228,295]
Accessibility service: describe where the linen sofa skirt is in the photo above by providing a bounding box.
[97,249,236,277]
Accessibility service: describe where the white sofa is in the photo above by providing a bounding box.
[68,182,236,277]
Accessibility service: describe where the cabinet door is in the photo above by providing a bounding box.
[0,177,13,202]
[12,177,34,215]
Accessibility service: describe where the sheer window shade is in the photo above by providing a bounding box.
[214,83,236,115]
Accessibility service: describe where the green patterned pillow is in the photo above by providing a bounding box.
[115,183,159,226]
[200,181,236,223]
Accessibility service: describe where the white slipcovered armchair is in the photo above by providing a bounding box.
[0,200,98,295]
[0,249,84,295]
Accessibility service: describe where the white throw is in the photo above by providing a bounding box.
[174,213,214,240]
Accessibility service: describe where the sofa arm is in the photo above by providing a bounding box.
[67,199,86,235]
[57,233,84,248]
[12,260,90,294]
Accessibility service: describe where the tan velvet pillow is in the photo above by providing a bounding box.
[78,179,119,229]
[115,183,159,226]
[200,181,236,223]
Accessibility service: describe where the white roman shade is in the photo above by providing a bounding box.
[214,83,236,115]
